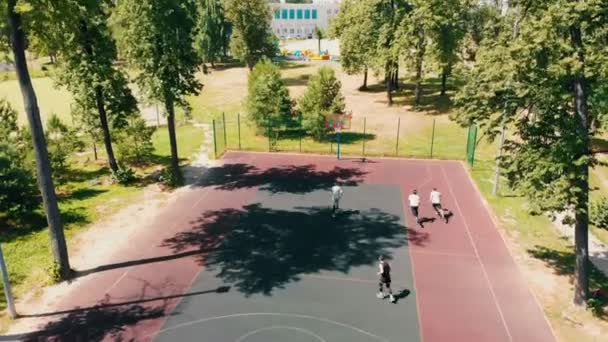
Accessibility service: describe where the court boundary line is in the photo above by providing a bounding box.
[401,190,426,342]
[145,312,389,341]
[441,164,514,342]
[235,325,326,342]
[457,161,559,341]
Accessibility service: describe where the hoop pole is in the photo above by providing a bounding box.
[337,128,341,160]
[299,113,303,153]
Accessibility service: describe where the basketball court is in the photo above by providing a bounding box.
[15,151,556,342]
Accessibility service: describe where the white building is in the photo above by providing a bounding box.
[270,0,341,39]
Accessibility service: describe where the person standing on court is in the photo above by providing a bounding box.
[331,184,344,217]
[408,189,421,226]
[430,188,447,223]
[377,255,395,302]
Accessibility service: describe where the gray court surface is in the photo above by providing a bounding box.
[154,184,420,342]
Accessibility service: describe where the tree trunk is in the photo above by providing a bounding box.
[79,21,119,173]
[414,27,426,106]
[7,0,71,279]
[361,66,368,90]
[318,38,321,55]
[93,140,98,160]
[440,66,448,96]
[393,63,399,90]
[94,86,119,173]
[386,70,393,106]
[164,93,182,184]
[570,23,590,306]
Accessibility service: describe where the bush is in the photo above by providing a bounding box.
[0,99,39,217]
[46,114,83,182]
[159,167,182,188]
[112,166,137,185]
[298,66,346,140]
[590,197,608,229]
[246,59,295,135]
[116,117,155,166]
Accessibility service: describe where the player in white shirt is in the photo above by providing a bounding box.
[430,188,447,222]
[331,184,344,217]
[408,190,421,225]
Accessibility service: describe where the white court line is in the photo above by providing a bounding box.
[458,161,559,341]
[236,326,326,342]
[103,185,215,295]
[441,164,513,342]
[145,312,389,341]
[409,250,476,259]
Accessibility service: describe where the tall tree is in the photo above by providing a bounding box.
[36,0,138,174]
[314,26,324,55]
[429,0,469,95]
[4,0,71,279]
[329,0,377,90]
[454,0,608,305]
[225,0,277,70]
[113,0,202,184]
[197,0,229,67]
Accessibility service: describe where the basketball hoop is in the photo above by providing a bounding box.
[324,112,352,160]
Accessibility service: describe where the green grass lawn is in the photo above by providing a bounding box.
[590,162,608,245]
[0,77,73,126]
[0,124,205,325]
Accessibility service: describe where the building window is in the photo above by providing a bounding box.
[283,28,288,34]
[304,9,310,19]
[327,9,332,15]
[289,9,295,19]
[312,9,317,19]
[297,9,303,19]
[334,9,339,14]
[282,9,288,19]
[274,10,280,19]
[290,28,295,34]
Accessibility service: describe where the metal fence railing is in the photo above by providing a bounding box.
[211,113,477,165]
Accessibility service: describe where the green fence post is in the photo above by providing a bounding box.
[237,113,241,150]
[430,118,436,159]
[299,114,303,153]
[267,120,271,152]
[362,117,367,158]
[396,117,401,156]
[222,112,227,148]
[212,119,218,159]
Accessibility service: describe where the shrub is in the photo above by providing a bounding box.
[245,59,294,135]
[298,66,346,140]
[159,167,182,188]
[46,114,82,182]
[0,99,39,217]
[590,197,608,229]
[112,165,137,185]
[116,117,155,166]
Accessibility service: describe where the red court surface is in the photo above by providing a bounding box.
[14,151,557,342]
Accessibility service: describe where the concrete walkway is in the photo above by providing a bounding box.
[554,212,608,279]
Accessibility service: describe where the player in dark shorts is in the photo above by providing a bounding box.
[376,255,395,302]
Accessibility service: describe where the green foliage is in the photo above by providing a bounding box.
[587,296,604,317]
[112,165,137,185]
[116,118,156,166]
[329,0,377,79]
[0,98,39,217]
[298,67,345,140]
[591,197,608,229]
[45,114,83,182]
[225,0,278,69]
[196,0,231,65]
[454,0,608,219]
[159,167,182,188]
[246,59,294,135]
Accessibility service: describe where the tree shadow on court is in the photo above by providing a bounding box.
[19,285,232,341]
[20,303,166,342]
[162,204,407,296]
[197,163,367,194]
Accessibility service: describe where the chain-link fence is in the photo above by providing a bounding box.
[211,113,477,165]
